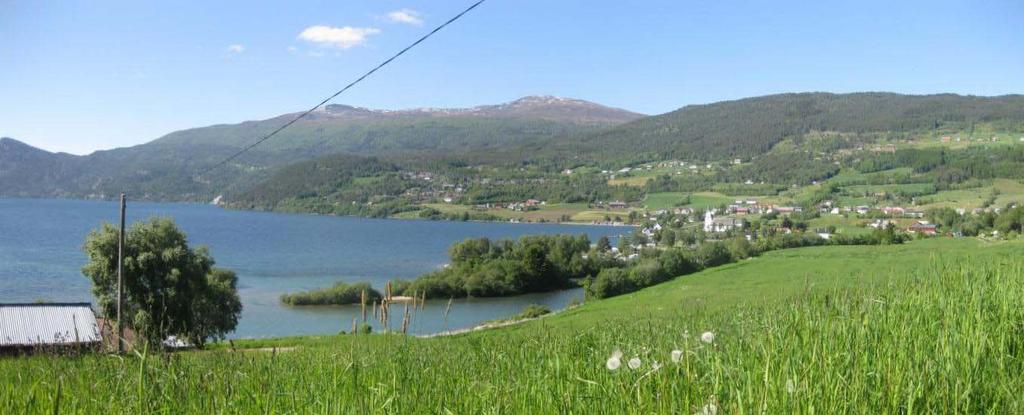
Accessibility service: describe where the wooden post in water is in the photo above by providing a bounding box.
[116,193,126,353]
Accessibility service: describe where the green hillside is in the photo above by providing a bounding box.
[4,238,1022,413]
[565,92,1024,165]
[0,97,641,201]
[3,92,1023,208]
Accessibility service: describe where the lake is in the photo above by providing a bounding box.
[0,198,628,337]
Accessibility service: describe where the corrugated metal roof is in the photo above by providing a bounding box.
[0,303,101,347]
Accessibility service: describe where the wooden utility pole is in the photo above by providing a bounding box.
[116,193,126,353]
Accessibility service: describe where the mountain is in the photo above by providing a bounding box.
[0,96,643,200]
[556,92,1024,164]
[147,96,643,154]
[0,138,82,197]
[4,92,1023,203]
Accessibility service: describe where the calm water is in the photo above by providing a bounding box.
[0,199,627,338]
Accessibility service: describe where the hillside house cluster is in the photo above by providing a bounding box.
[726,201,801,215]
[703,210,745,233]
[816,202,924,218]
[506,199,545,211]
[594,201,629,210]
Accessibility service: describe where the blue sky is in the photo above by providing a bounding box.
[2,0,1022,155]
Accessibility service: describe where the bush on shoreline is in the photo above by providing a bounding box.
[281,282,382,306]
[392,234,600,299]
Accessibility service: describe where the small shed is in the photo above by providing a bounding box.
[0,303,102,351]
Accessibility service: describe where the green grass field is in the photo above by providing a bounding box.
[3,238,1023,413]
[840,182,936,196]
[684,192,740,209]
[643,192,688,209]
[916,179,1024,210]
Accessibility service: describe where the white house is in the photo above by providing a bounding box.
[704,211,743,233]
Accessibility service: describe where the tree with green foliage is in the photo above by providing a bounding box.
[872,223,900,245]
[995,206,1024,235]
[82,217,242,348]
[660,229,676,247]
[596,236,612,252]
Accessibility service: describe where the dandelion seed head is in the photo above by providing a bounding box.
[611,349,623,360]
[671,349,683,363]
[700,331,715,344]
[606,357,621,371]
[699,403,718,415]
[627,357,642,369]
[786,378,796,394]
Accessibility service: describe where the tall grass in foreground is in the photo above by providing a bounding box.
[2,257,1022,413]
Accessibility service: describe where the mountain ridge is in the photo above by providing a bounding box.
[2,92,1022,202]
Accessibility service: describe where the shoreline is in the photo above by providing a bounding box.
[0,196,639,228]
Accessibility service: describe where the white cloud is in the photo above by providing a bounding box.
[226,44,245,53]
[298,25,381,49]
[386,9,423,26]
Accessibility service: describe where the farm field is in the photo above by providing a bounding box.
[642,192,688,209]
[405,202,596,223]
[3,238,1022,413]
[916,179,1024,210]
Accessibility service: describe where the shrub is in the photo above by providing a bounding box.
[586,268,637,299]
[281,282,382,306]
[695,242,733,268]
[515,304,551,320]
[628,259,669,287]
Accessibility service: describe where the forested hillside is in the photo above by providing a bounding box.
[557,92,1024,165]
[0,96,641,201]
[3,93,1022,207]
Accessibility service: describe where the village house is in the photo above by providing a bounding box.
[908,222,938,235]
[869,219,897,229]
[673,207,694,215]
[880,206,905,216]
[703,211,744,233]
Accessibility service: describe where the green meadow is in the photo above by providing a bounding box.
[2,238,1023,413]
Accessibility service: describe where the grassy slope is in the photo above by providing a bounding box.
[3,238,1023,413]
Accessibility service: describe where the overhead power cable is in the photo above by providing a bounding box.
[200,0,487,175]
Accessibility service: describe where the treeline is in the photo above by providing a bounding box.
[461,174,644,204]
[545,92,1024,164]
[390,235,608,298]
[926,205,1024,236]
[280,223,914,306]
[416,208,503,222]
[644,175,784,196]
[853,147,1024,189]
[230,154,400,210]
[278,235,606,305]
[281,282,382,306]
[585,226,907,299]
